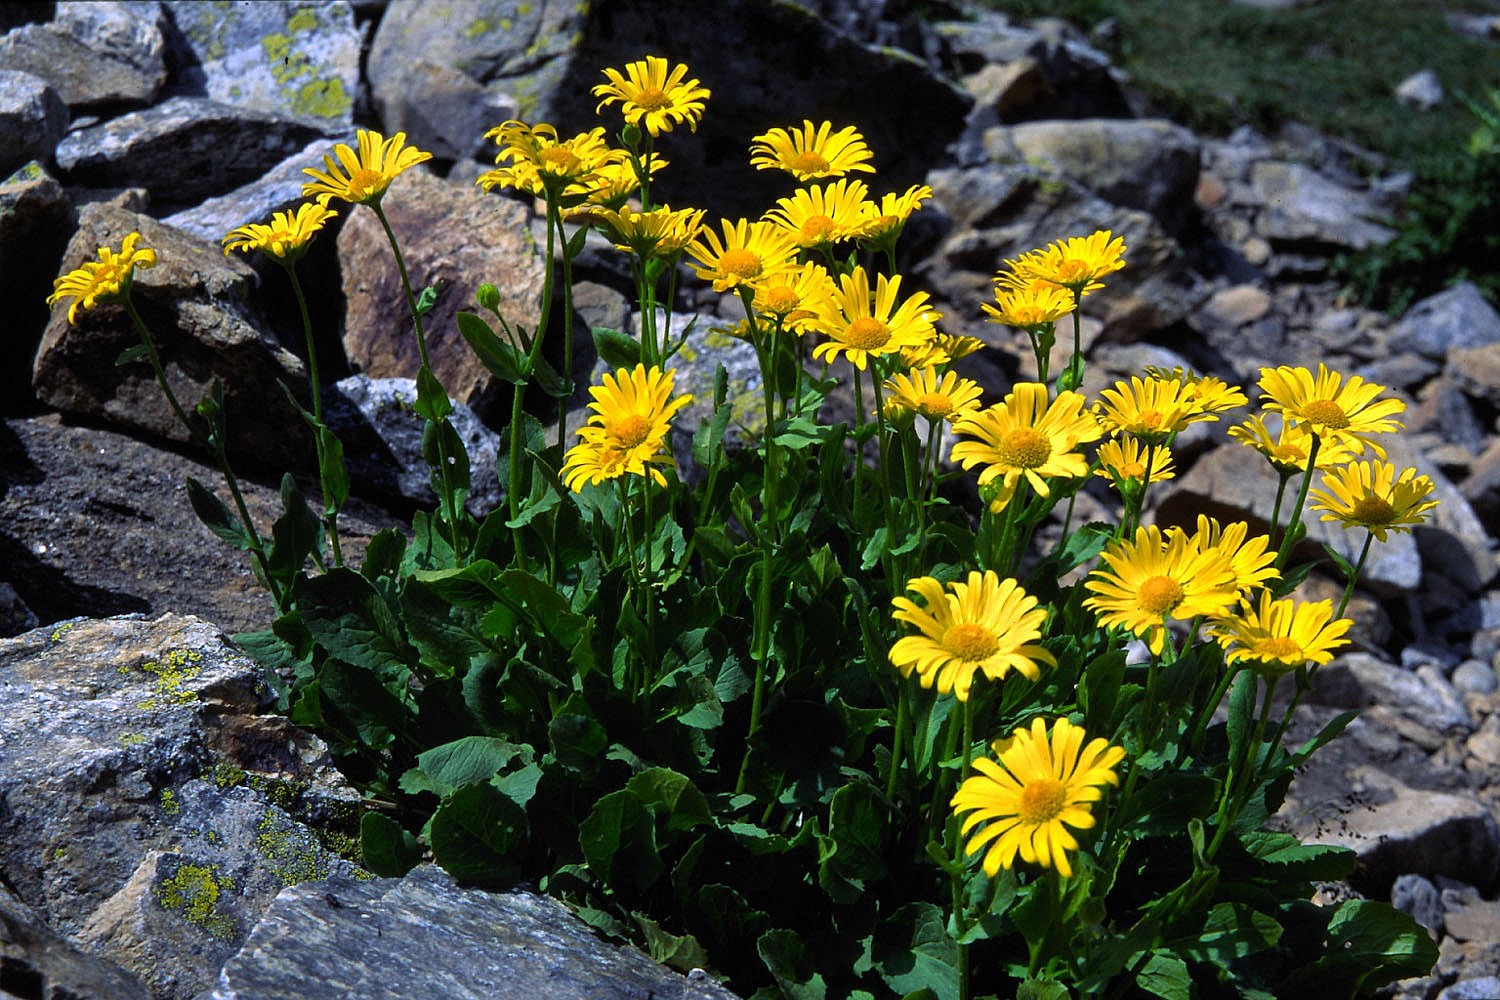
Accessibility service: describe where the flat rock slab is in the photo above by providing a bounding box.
[215,864,738,1000]
[0,2,167,110]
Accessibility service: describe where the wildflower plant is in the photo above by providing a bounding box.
[54,47,1442,1000]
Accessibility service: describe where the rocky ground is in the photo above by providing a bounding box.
[3,1,1500,998]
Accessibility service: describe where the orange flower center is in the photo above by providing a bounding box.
[997,428,1052,469]
[718,248,763,279]
[1300,399,1350,430]
[761,285,800,315]
[1136,410,1165,430]
[346,167,388,201]
[1350,495,1397,525]
[611,414,653,449]
[799,215,838,244]
[1138,575,1185,615]
[844,316,890,350]
[917,393,955,418]
[1054,259,1092,285]
[633,86,672,110]
[1117,459,1147,479]
[789,150,831,174]
[540,146,582,174]
[1251,636,1305,661]
[1018,778,1068,824]
[942,623,998,661]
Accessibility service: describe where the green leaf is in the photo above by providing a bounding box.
[1016,981,1071,1000]
[633,912,711,973]
[548,704,608,774]
[458,311,529,384]
[319,657,406,746]
[359,811,422,878]
[184,476,250,549]
[873,902,959,1000]
[414,281,443,317]
[1078,649,1125,733]
[579,789,662,891]
[1238,830,1356,882]
[692,364,732,469]
[757,928,827,1000]
[1295,899,1440,993]
[423,416,472,496]
[294,568,416,683]
[361,528,406,582]
[627,767,713,833]
[316,425,349,512]
[1136,951,1193,1000]
[401,736,533,798]
[114,343,150,367]
[1291,708,1358,767]
[413,364,453,421]
[818,781,888,904]
[267,473,323,579]
[1226,668,1257,764]
[1174,902,1282,963]
[428,780,526,888]
[591,327,642,370]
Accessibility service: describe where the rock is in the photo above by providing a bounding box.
[1392,873,1446,934]
[364,56,515,164]
[1250,160,1396,250]
[324,374,504,515]
[1455,660,1500,697]
[1389,283,1500,360]
[1310,653,1473,737]
[0,881,152,1000]
[33,203,315,468]
[1449,342,1500,410]
[984,118,1201,235]
[0,2,167,109]
[1441,977,1500,1000]
[0,614,365,996]
[161,1,359,128]
[1396,70,1444,111]
[1407,375,1486,453]
[963,59,1053,123]
[215,864,738,1000]
[0,69,67,175]
[0,163,75,406]
[54,96,332,209]
[1199,284,1272,328]
[0,580,38,637]
[335,168,547,420]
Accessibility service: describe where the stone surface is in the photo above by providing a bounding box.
[0,2,167,109]
[1250,160,1396,250]
[1389,282,1500,360]
[1392,873,1446,934]
[215,864,738,1000]
[0,881,151,1000]
[0,69,67,175]
[0,164,75,406]
[163,134,353,243]
[1310,653,1473,737]
[1396,69,1444,111]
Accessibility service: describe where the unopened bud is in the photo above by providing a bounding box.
[476,283,501,313]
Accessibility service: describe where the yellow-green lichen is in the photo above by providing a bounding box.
[256,811,330,887]
[286,6,318,32]
[464,17,491,38]
[205,829,223,846]
[260,31,353,121]
[49,622,74,642]
[119,732,146,749]
[155,863,237,941]
[205,762,248,789]
[137,648,204,710]
[159,789,181,815]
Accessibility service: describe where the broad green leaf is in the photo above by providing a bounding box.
[267,473,323,579]
[402,736,533,798]
[873,902,959,1000]
[633,912,711,973]
[359,811,422,878]
[579,789,662,891]
[1016,981,1071,1000]
[1136,951,1193,1000]
[627,767,713,833]
[757,928,827,1000]
[591,327,642,370]
[1174,902,1282,963]
[294,568,416,683]
[458,311,528,384]
[319,657,406,747]
[428,780,526,887]
[316,425,349,512]
[114,343,150,366]
[1238,829,1356,882]
[185,476,249,549]
[423,417,471,496]
[413,363,454,421]
[818,781,888,903]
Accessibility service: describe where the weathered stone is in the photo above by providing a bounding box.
[1441,977,1500,1000]
[963,59,1053,123]
[1310,653,1473,736]
[985,118,1201,234]
[1199,284,1273,327]
[1455,659,1500,696]
[161,2,359,128]
[163,135,353,243]
[0,2,167,109]
[1408,375,1486,453]
[366,56,515,163]
[0,881,152,1000]
[215,865,739,1000]
[336,167,547,420]
[54,96,331,208]
[1250,160,1396,250]
[1390,282,1500,360]
[33,203,314,468]
[1391,873,1445,934]
[0,69,66,175]
[1396,69,1444,111]
[0,163,75,405]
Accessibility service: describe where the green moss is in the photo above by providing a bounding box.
[137,648,203,710]
[464,17,492,39]
[159,788,181,816]
[286,6,318,32]
[256,811,330,887]
[155,863,237,941]
[119,732,146,748]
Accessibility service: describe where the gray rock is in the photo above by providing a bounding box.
[1440,976,1500,1000]
[54,96,331,208]
[1407,375,1486,453]
[1396,69,1444,111]
[163,134,354,243]
[1391,872,1445,934]
[1250,160,1396,250]
[215,865,738,1000]
[335,167,546,421]
[0,580,38,637]
[325,375,504,515]
[0,881,151,1000]
[161,1,359,128]
[985,118,1201,234]
[1389,283,1500,359]
[0,69,66,175]
[1311,653,1472,736]
[0,163,75,404]
[0,2,167,109]
[1448,342,1500,410]
[1455,659,1500,695]
[33,203,314,469]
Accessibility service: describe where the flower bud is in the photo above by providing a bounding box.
[476,283,501,313]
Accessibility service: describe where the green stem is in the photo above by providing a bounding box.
[887,682,910,804]
[283,262,344,568]
[1273,434,1322,570]
[1336,530,1375,618]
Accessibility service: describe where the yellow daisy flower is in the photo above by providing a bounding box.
[593,56,710,137]
[1094,437,1175,486]
[302,129,432,206]
[763,178,873,249]
[1095,375,1221,444]
[809,266,940,371]
[561,364,693,490]
[858,184,934,245]
[883,368,985,423]
[686,218,800,294]
[1179,516,1279,595]
[1006,229,1127,296]
[951,716,1125,879]
[752,261,838,335]
[1227,414,1360,476]
[1212,591,1353,677]
[1308,461,1440,542]
[222,201,338,261]
[585,154,667,208]
[1083,525,1240,655]
[597,204,705,259]
[889,571,1055,701]
[47,231,157,324]
[749,120,875,181]
[982,276,1076,330]
[951,383,1101,501]
[478,121,620,199]
[1257,364,1406,459]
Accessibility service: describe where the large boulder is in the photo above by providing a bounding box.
[0,164,75,407]
[0,69,67,175]
[1388,282,1500,361]
[0,1,167,110]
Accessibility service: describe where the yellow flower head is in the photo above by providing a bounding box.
[1083,525,1240,655]
[1257,364,1406,459]
[478,121,621,199]
[982,275,1076,330]
[858,184,934,245]
[47,231,157,324]
[753,261,838,335]
[1227,413,1361,476]
[586,154,667,208]
[1212,591,1353,677]
[561,365,693,490]
[951,716,1124,878]
[1144,366,1249,415]
[1180,516,1279,595]
[1095,375,1221,444]
[890,571,1056,701]
[1006,230,1127,295]
[1094,437,1175,487]
[763,178,873,249]
[809,267,940,371]
[593,56,710,136]
[222,201,338,261]
[951,383,1102,503]
[1309,461,1439,542]
[302,129,432,206]
[686,218,799,294]
[883,367,984,423]
[749,120,876,181]
[597,204,705,259]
